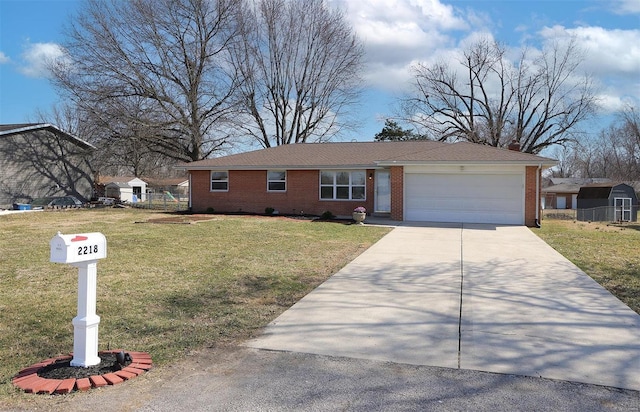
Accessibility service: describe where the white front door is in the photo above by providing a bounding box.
[375,170,391,213]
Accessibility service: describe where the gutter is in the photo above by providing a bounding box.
[535,163,542,228]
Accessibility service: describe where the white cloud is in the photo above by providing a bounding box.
[611,0,640,15]
[0,51,9,64]
[539,25,640,76]
[538,25,640,113]
[333,0,470,91]
[19,42,68,78]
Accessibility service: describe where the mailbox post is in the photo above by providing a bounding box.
[50,232,107,367]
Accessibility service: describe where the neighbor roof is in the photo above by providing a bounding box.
[542,183,584,194]
[178,141,556,170]
[577,183,636,199]
[0,123,96,151]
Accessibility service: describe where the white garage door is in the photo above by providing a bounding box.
[405,173,524,225]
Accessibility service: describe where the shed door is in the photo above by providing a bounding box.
[614,198,632,222]
[405,173,524,225]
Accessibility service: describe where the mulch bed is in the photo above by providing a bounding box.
[138,213,354,225]
[12,350,152,395]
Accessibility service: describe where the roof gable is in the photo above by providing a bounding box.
[0,123,95,151]
[179,141,556,170]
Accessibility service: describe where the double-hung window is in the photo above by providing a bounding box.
[210,171,229,191]
[320,171,366,200]
[267,171,286,192]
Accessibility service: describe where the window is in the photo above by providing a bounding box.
[320,171,366,200]
[211,171,228,191]
[267,171,286,192]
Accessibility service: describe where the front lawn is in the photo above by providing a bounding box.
[534,219,640,315]
[0,209,390,400]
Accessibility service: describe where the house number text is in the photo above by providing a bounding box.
[78,245,99,256]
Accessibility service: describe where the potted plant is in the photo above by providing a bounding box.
[352,206,366,225]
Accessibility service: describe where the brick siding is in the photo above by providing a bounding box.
[390,166,404,221]
[524,166,540,227]
[190,169,375,217]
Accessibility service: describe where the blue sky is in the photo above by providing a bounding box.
[1,0,639,145]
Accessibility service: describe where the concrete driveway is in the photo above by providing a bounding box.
[247,223,640,391]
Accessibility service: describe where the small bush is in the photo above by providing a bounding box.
[205,207,215,214]
[320,210,335,220]
[265,207,275,215]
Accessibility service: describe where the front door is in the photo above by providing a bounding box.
[375,170,391,213]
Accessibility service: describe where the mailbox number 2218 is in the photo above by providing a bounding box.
[78,245,99,255]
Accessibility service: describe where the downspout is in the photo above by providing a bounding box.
[535,163,541,228]
[188,172,192,211]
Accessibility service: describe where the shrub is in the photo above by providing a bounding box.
[205,207,215,214]
[320,210,335,220]
[265,207,275,215]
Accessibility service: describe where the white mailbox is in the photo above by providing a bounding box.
[50,231,107,367]
[50,232,107,264]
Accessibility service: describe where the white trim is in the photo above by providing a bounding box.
[319,170,367,201]
[210,171,229,192]
[267,170,287,192]
[614,197,632,222]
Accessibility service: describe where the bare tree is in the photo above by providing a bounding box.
[33,102,174,177]
[50,0,242,162]
[404,37,597,154]
[232,0,364,148]
[552,106,640,180]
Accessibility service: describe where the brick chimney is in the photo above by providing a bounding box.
[508,139,520,151]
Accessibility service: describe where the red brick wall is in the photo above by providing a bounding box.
[190,169,375,217]
[524,166,540,227]
[390,166,404,221]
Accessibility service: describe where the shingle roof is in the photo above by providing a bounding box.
[179,141,556,170]
[541,183,583,194]
[577,183,638,199]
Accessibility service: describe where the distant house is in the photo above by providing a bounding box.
[542,178,612,210]
[97,176,148,202]
[178,141,557,226]
[0,123,95,209]
[576,183,638,222]
[144,177,189,197]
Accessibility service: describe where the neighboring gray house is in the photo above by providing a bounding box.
[0,124,95,209]
[576,183,638,222]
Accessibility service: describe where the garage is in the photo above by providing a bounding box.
[405,170,524,225]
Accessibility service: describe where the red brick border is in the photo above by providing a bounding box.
[12,350,152,395]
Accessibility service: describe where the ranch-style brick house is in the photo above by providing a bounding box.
[178,141,557,226]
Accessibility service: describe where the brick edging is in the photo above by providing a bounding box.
[12,350,152,395]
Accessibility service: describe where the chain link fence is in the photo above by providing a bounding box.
[543,206,639,222]
[134,192,189,212]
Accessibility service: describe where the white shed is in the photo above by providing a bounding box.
[100,176,147,203]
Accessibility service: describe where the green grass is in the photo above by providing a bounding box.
[0,209,390,401]
[534,219,640,315]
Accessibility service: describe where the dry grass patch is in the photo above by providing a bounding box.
[0,209,390,402]
[534,219,640,314]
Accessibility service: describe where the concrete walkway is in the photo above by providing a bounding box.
[247,223,640,391]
